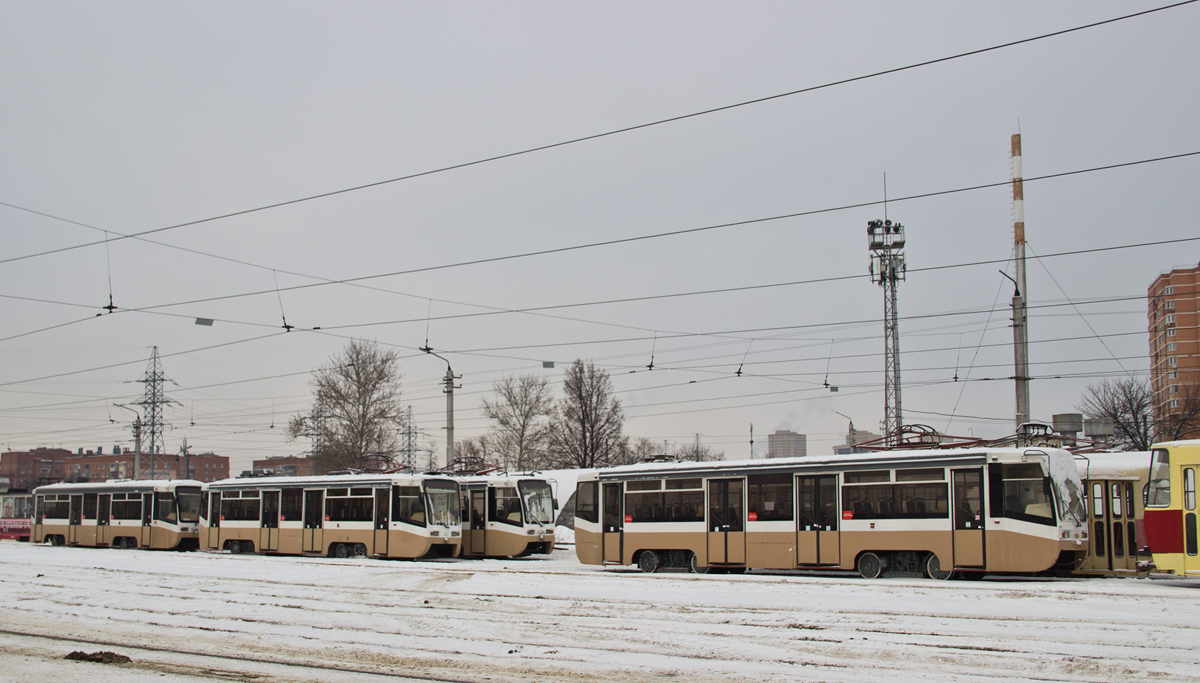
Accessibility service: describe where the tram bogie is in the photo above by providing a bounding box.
[32,480,202,551]
[457,475,557,559]
[200,473,462,560]
[575,447,1088,578]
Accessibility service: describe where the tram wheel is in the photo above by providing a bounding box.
[228,541,241,554]
[857,552,883,579]
[50,535,63,547]
[688,553,710,574]
[637,550,660,574]
[334,543,350,559]
[924,553,955,580]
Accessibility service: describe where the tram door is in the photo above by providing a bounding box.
[601,483,623,563]
[68,495,82,544]
[373,488,389,557]
[260,490,280,552]
[141,493,153,548]
[467,488,487,556]
[208,492,222,549]
[303,489,324,553]
[1183,467,1199,575]
[97,494,111,546]
[707,479,746,565]
[952,469,985,568]
[796,475,839,565]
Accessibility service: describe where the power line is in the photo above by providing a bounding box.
[3,0,1193,268]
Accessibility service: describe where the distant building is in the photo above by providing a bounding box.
[767,430,806,458]
[186,452,230,482]
[61,448,229,483]
[833,426,882,455]
[251,455,314,477]
[1149,262,1200,439]
[0,447,71,490]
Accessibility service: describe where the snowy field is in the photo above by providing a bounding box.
[1,541,1198,683]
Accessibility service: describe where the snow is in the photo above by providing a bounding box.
[2,541,1199,682]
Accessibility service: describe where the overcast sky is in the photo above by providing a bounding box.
[3,1,1198,471]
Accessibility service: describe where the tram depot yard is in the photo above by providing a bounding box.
[1,541,1198,683]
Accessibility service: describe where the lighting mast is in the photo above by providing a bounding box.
[868,219,906,446]
[1011,134,1031,428]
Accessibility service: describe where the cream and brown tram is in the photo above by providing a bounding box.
[200,473,462,559]
[457,475,556,558]
[33,479,202,550]
[574,447,1088,579]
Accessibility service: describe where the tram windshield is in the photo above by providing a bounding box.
[1147,448,1171,507]
[994,463,1057,526]
[518,480,554,526]
[424,480,461,527]
[177,487,202,523]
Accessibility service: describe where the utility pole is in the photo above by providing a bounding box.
[749,424,754,460]
[135,347,177,479]
[133,417,142,480]
[868,219,906,446]
[1011,134,1031,428]
[420,345,460,471]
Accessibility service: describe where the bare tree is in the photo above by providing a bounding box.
[1156,375,1200,442]
[288,339,404,474]
[1077,377,1153,451]
[549,360,626,468]
[619,436,661,465]
[449,436,495,473]
[675,434,724,462]
[482,374,554,471]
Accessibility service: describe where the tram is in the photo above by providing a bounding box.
[575,447,1088,579]
[33,479,202,550]
[457,475,556,558]
[1,489,33,542]
[1076,451,1149,574]
[200,472,462,559]
[1144,439,1200,576]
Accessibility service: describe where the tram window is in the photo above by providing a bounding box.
[326,490,373,522]
[1187,514,1198,556]
[281,488,303,521]
[1143,483,1149,508]
[177,488,201,523]
[1091,483,1104,518]
[200,492,209,521]
[842,483,893,520]
[575,482,598,524]
[393,486,425,526]
[666,478,702,490]
[1185,469,1196,511]
[350,488,372,497]
[747,474,793,521]
[626,491,664,523]
[845,470,890,484]
[490,487,523,526]
[626,480,662,491]
[112,497,140,520]
[83,493,98,520]
[1128,521,1138,558]
[1094,521,1105,556]
[894,483,948,518]
[43,497,69,519]
[221,494,261,521]
[988,463,1056,526]
[1147,449,1171,507]
[1113,523,1125,558]
[1125,483,1135,518]
[895,468,944,482]
[1111,483,1123,518]
[663,490,705,522]
[326,488,348,498]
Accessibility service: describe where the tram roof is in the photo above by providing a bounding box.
[203,472,456,490]
[589,447,1069,480]
[1077,451,1151,480]
[34,479,203,494]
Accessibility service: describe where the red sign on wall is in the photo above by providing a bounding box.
[747,512,758,521]
[624,515,632,524]
[842,510,854,520]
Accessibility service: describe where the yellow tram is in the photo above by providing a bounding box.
[201,472,462,559]
[33,479,202,550]
[1145,439,1200,576]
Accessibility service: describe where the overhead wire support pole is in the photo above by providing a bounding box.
[867,218,906,447]
[419,345,460,470]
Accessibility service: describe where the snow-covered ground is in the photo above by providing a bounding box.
[2,541,1198,682]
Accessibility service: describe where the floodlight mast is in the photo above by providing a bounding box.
[1011,134,1031,428]
[867,219,906,447]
